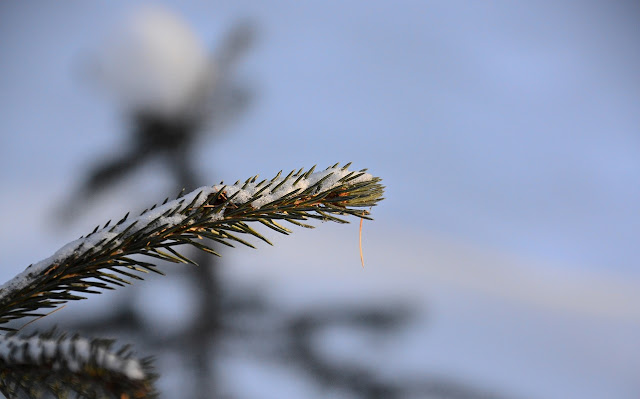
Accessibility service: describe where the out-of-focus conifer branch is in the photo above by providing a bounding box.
[0,330,156,399]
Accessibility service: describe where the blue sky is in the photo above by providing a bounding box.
[1,1,639,272]
[1,2,639,398]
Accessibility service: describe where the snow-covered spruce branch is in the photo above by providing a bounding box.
[0,331,155,398]
[0,163,384,329]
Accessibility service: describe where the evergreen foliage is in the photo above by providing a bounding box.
[0,163,384,398]
[0,331,156,399]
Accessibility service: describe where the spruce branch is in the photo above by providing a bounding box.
[0,163,384,329]
[0,330,156,399]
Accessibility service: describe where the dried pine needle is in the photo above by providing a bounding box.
[359,213,365,268]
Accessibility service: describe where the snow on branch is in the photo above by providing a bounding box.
[0,330,155,398]
[0,163,384,329]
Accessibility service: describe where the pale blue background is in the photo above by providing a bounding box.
[1,2,639,398]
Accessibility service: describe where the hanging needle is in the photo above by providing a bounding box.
[359,212,365,268]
